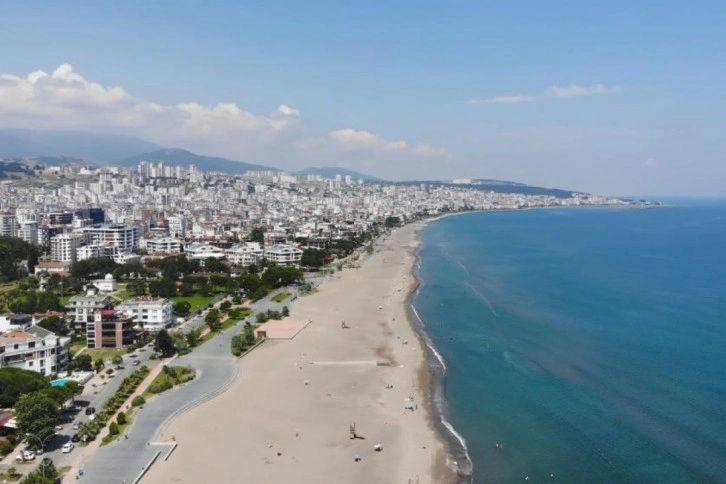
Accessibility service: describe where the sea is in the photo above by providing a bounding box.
[413,200,726,484]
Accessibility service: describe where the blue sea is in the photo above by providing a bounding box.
[414,200,726,483]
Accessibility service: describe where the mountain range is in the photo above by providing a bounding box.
[0,128,581,194]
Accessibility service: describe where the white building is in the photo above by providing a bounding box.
[77,244,113,261]
[0,314,32,333]
[167,216,186,238]
[264,244,303,266]
[185,242,226,260]
[50,233,87,263]
[117,297,174,332]
[226,242,263,267]
[0,326,71,376]
[90,273,117,292]
[17,220,38,245]
[145,237,183,254]
[82,224,140,253]
[66,288,113,327]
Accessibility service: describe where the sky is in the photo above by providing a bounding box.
[0,1,725,196]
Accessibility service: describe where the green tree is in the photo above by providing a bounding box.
[173,301,191,317]
[205,309,222,332]
[0,368,50,407]
[71,354,93,372]
[170,331,188,351]
[282,306,290,317]
[112,355,123,366]
[219,300,232,312]
[300,248,327,268]
[19,458,58,483]
[36,315,67,336]
[154,329,176,357]
[14,393,60,449]
[116,411,126,425]
[94,358,105,373]
[148,278,177,297]
[109,422,119,436]
[186,329,201,347]
[249,227,265,243]
[64,380,84,402]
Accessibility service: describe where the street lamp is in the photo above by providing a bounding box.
[25,433,53,478]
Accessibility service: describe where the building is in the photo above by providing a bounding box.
[50,233,87,263]
[0,213,16,237]
[226,242,263,266]
[145,237,183,254]
[0,314,31,333]
[74,207,105,225]
[76,244,114,261]
[185,242,225,260]
[90,273,117,292]
[82,224,140,253]
[34,261,71,276]
[48,211,74,226]
[17,220,38,245]
[264,244,303,266]
[117,297,174,332]
[167,216,186,238]
[0,326,71,375]
[86,309,138,349]
[66,287,113,328]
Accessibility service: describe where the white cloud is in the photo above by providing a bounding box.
[0,64,299,144]
[644,158,657,167]
[277,104,301,117]
[298,128,448,158]
[468,84,621,106]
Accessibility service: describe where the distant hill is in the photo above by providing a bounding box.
[0,129,161,161]
[393,179,581,199]
[0,161,34,179]
[297,167,383,181]
[115,148,277,174]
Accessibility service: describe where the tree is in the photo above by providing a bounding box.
[154,329,176,357]
[205,309,222,332]
[14,393,59,449]
[219,300,232,312]
[301,248,327,269]
[71,354,93,372]
[36,316,67,336]
[148,278,177,297]
[173,301,191,317]
[109,422,119,436]
[282,306,290,317]
[249,227,265,243]
[170,331,188,351]
[385,216,401,228]
[19,459,58,483]
[116,411,126,425]
[0,368,50,407]
[126,280,147,296]
[186,329,201,348]
[94,358,105,373]
[64,381,84,402]
[244,326,255,346]
[112,355,123,366]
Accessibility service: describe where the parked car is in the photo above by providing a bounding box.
[71,433,81,443]
[132,360,141,366]
[72,422,81,430]
[16,450,35,461]
[62,443,74,453]
[54,425,63,431]
[85,406,96,415]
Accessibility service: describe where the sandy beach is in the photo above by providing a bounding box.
[144,222,456,484]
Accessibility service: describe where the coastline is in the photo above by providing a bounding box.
[143,222,456,483]
[404,220,474,483]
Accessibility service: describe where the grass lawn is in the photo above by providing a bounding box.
[143,366,196,399]
[70,340,86,356]
[199,318,241,344]
[85,347,127,362]
[58,295,72,306]
[100,408,136,446]
[172,294,216,312]
[272,292,291,303]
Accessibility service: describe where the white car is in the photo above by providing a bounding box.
[16,450,35,461]
[62,443,75,453]
[72,422,81,430]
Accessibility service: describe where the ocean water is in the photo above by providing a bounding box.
[414,201,726,483]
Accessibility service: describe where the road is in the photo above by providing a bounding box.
[71,290,292,483]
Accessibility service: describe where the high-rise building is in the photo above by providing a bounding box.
[0,213,16,237]
[49,212,74,225]
[17,220,39,245]
[50,233,87,263]
[82,224,140,253]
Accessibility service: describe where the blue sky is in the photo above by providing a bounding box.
[0,1,725,195]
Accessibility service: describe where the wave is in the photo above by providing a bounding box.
[411,304,446,372]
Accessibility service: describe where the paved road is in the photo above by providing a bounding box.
[76,293,281,483]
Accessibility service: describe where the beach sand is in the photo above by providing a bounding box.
[145,222,455,484]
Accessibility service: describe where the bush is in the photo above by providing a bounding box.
[117,411,126,425]
[109,422,119,436]
[131,396,146,407]
[147,378,173,394]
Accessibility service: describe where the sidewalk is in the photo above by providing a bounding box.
[62,355,176,483]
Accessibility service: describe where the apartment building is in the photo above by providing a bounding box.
[0,314,31,333]
[264,244,303,266]
[17,220,39,245]
[82,224,140,253]
[0,213,16,237]
[145,237,183,254]
[116,297,174,331]
[226,242,263,267]
[50,232,87,263]
[66,288,113,328]
[0,326,71,375]
[86,309,138,349]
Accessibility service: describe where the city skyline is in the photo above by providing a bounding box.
[1,2,725,196]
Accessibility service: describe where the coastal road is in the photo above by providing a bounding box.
[74,292,284,483]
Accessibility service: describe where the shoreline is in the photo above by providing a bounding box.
[404,221,474,483]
